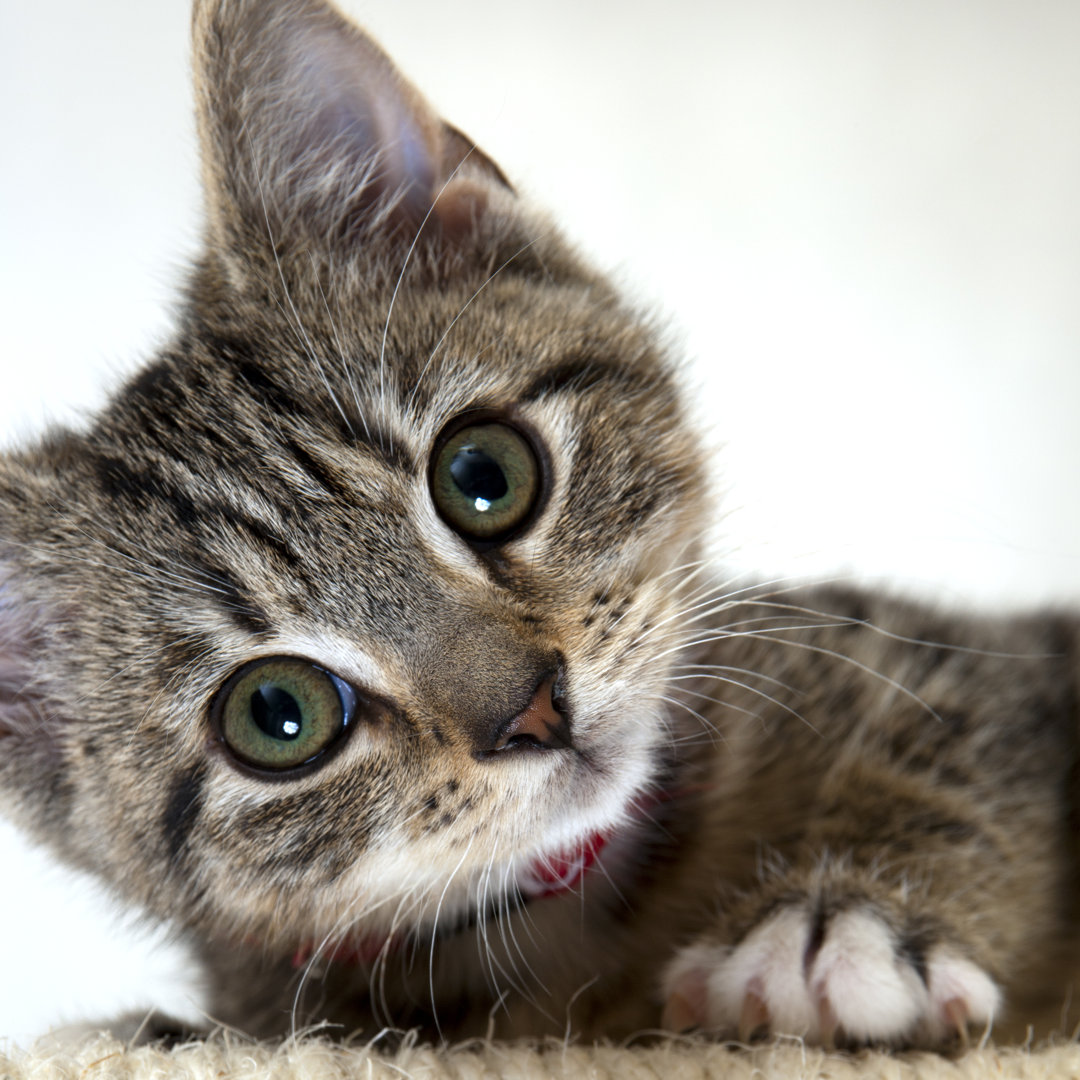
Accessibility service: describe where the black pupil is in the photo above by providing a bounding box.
[450,446,508,503]
[251,685,303,741]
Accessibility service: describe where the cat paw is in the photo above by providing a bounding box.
[36,1009,207,1049]
[661,905,1000,1047]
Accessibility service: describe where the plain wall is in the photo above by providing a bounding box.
[1,0,1079,1045]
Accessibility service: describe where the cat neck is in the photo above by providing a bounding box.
[288,783,697,971]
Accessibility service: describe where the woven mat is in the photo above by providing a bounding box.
[4,1034,1080,1080]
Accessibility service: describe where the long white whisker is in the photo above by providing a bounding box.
[378,146,483,448]
[750,598,1062,661]
[245,133,356,441]
[646,619,856,665]
[668,673,814,731]
[746,632,946,724]
[669,662,799,692]
[307,250,372,445]
[404,235,546,419]
[428,835,475,1039]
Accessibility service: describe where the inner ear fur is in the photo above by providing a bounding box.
[192,0,514,263]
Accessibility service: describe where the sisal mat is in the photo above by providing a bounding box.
[3,1033,1080,1080]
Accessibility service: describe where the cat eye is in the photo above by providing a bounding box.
[213,657,356,772]
[430,420,541,542]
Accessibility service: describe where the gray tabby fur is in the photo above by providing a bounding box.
[0,0,1077,1048]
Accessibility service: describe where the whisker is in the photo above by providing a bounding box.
[739,631,946,725]
[751,598,1063,661]
[667,673,815,732]
[379,146,483,449]
[658,693,733,742]
[404,235,547,420]
[246,133,356,441]
[645,619,856,665]
[307,250,372,445]
[427,835,475,1038]
[669,662,799,693]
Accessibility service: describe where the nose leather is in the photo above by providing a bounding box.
[489,676,570,753]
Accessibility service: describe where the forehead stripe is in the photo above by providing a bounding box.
[519,357,647,403]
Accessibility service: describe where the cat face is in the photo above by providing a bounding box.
[0,0,707,951]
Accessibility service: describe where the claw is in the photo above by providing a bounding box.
[661,963,709,1033]
[943,997,970,1046]
[661,990,701,1033]
[739,985,771,1043]
[816,991,839,1050]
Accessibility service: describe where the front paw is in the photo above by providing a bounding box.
[37,1009,206,1049]
[661,903,1000,1048]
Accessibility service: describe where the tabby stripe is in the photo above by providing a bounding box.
[226,511,307,575]
[90,455,278,617]
[519,357,645,403]
[230,355,414,473]
[190,559,273,636]
[90,453,200,528]
[163,763,207,863]
[91,451,312,621]
[231,352,345,443]
[281,434,354,501]
[161,635,217,681]
[43,769,76,831]
[232,358,310,422]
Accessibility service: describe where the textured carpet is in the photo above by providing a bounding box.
[3,1034,1080,1080]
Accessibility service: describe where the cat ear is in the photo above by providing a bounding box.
[192,0,513,261]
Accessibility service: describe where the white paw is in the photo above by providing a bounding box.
[661,905,1000,1047]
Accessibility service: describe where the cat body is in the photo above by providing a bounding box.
[197,590,1080,1044]
[1,0,1078,1048]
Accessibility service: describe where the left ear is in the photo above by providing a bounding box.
[192,0,514,262]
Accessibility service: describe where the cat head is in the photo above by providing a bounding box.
[0,0,707,950]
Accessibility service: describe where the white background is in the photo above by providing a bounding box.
[2,0,1079,1048]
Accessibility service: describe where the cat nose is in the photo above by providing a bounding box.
[486,675,570,755]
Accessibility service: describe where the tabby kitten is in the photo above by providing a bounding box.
[1,0,1078,1049]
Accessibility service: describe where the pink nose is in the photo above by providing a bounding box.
[490,676,569,752]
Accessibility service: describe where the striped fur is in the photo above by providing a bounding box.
[0,0,1078,1048]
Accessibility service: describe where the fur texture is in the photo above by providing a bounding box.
[1,0,1078,1049]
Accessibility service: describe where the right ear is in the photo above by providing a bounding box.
[192,0,515,266]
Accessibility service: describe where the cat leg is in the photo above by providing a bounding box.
[658,760,1062,1048]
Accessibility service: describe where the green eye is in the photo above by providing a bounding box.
[215,657,355,771]
[431,421,541,541]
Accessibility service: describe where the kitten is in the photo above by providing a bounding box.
[1,0,1078,1048]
